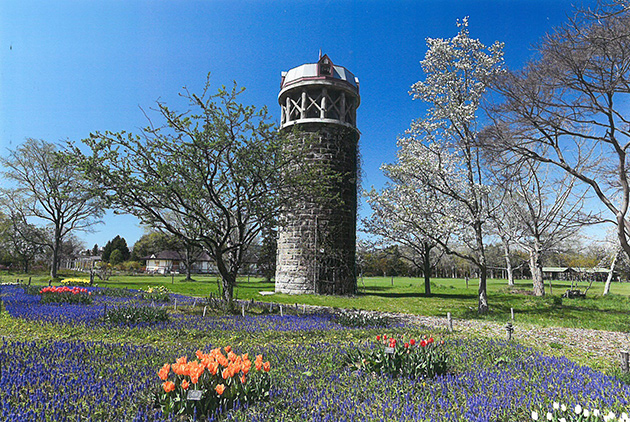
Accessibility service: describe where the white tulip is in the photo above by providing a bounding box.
[532,411,539,421]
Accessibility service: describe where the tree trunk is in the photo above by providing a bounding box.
[423,241,432,296]
[185,245,193,281]
[22,258,29,274]
[215,252,236,309]
[50,236,61,279]
[222,274,234,306]
[475,222,489,314]
[502,238,514,287]
[603,249,620,296]
[529,247,545,296]
[478,264,488,314]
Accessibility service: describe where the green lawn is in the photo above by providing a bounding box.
[4,271,630,332]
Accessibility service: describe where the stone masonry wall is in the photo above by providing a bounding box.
[275,123,358,295]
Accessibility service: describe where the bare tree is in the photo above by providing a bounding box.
[0,210,45,273]
[0,139,104,278]
[498,159,598,296]
[484,1,630,262]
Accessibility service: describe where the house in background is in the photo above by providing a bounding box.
[143,251,214,274]
[542,266,618,282]
[542,267,576,281]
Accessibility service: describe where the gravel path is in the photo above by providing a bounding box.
[277,300,630,368]
[381,311,630,368]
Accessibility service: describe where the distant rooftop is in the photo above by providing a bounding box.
[280,54,359,90]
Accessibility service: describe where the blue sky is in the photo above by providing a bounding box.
[0,0,598,249]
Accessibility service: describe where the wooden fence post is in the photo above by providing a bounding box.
[621,350,629,373]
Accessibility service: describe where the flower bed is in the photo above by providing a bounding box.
[60,277,91,286]
[2,284,630,421]
[154,346,271,419]
[39,285,92,305]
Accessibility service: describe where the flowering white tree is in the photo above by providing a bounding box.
[378,18,503,313]
[364,178,447,296]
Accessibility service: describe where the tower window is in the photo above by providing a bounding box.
[318,55,333,77]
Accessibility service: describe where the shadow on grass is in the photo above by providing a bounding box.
[358,290,475,300]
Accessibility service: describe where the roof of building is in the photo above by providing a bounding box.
[281,54,359,89]
[542,266,613,274]
[542,267,575,272]
[143,250,212,262]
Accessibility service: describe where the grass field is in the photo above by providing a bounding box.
[2,275,630,421]
[5,271,630,332]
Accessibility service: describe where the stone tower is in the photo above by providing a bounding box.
[275,54,360,295]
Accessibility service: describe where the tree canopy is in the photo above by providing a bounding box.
[73,79,313,304]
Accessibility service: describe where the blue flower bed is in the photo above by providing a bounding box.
[0,284,398,331]
[1,284,629,421]
[2,339,629,421]
[0,339,162,421]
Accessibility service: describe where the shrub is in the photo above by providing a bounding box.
[345,334,449,379]
[103,305,169,324]
[334,309,390,328]
[154,346,271,419]
[39,286,92,305]
[142,285,171,303]
[22,285,42,295]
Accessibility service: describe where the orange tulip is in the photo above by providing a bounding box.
[217,354,229,367]
[172,363,185,376]
[162,381,176,393]
[222,368,230,380]
[263,361,271,372]
[215,384,225,395]
[181,380,190,390]
[255,360,262,371]
[224,345,232,353]
[240,374,247,384]
[158,363,170,381]
[208,361,219,376]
